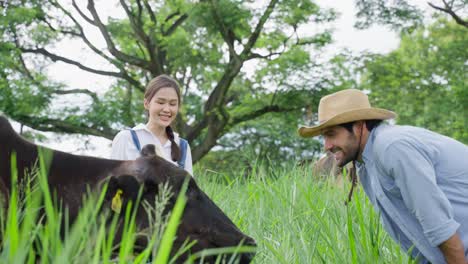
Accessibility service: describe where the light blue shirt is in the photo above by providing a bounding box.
[357,124,468,263]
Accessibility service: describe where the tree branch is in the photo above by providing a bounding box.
[87,0,152,69]
[428,1,468,28]
[174,114,190,137]
[202,1,280,115]
[51,88,99,104]
[209,0,238,58]
[49,0,145,91]
[204,59,243,112]
[241,0,279,58]
[120,0,165,75]
[52,0,120,65]
[119,0,149,45]
[14,114,116,139]
[38,15,80,36]
[20,47,124,78]
[191,107,229,162]
[197,1,280,148]
[136,0,143,25]
[142,0,157,25]
[186,116,208,142]
[16,46,35,81]
[163,13,188,36]
[248,51,282,60]
[71,0,96,26]
[247,30,294,61]
[230,104,297,126]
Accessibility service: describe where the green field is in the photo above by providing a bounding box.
[0,161,414,263]
[196,166,414,264]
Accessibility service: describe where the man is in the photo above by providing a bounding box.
[298,89,468,263]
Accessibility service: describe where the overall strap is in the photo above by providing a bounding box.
[129,129,141,152]
[178,138,187,169]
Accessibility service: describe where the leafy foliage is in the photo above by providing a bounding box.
[360,19,468,143]
[354,0,468,31]
[200,111,323,177]
[0,0,336,162]
[354,0,423,32]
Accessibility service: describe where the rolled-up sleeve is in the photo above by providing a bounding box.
[381,140,460,246]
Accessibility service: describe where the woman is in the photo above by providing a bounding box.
[111,74,193,175]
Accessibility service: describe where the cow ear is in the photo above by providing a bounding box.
[141,144,156,157]
[105,175,141,214]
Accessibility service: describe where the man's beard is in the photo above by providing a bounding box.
[337,133,360,167]
[337,154,353,168]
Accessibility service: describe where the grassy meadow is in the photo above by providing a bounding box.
[0,157,414,263]
[196,165,414,264]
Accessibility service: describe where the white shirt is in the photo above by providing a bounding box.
[110,124,193,176]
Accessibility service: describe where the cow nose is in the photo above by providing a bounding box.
[244,237,256,247]
[239,237,256,263]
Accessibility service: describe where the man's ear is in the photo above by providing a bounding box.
[105,175,141,214]
[353,121,365,134]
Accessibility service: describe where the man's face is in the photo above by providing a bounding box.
[321,125,360,167]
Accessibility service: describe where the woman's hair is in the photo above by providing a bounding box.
[144,74,182,162]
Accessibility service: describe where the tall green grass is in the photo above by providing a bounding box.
[196,164,415,264]
[0,151,192,264]
[0,153,415,263]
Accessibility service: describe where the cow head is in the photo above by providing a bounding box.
[103,144,256,263]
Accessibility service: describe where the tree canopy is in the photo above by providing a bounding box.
[354,0,467,31]
[360,19,468,143]
[1,1,466,169]
[0,0,336,162]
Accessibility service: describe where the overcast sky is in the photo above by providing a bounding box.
[13,0,409,158]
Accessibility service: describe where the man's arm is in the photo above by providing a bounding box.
[439,233,468,264]
[380,141,462,249]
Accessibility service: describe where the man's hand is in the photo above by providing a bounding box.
[439,233,468,264]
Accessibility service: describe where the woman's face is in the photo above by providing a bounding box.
[144,87,179,129]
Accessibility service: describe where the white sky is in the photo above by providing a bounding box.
[11,0,421,158]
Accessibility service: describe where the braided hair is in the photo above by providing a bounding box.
[144,74,182,162]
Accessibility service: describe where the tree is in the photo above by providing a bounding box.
[199,111,323,176]
[197,51,368,175]
[360,19,468,143]
[354,0,467,31]
[0,0,336,162]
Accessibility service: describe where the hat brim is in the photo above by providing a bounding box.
[298,108,396,138]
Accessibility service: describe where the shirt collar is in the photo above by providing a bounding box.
[132,123,147,130]
[131,123,180,143]
[360,123,383,166]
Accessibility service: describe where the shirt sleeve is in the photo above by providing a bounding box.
[184,143,194,177]
[110,131,137,160]
[380,140,460,247]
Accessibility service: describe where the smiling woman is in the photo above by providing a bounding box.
[110,75,193,175]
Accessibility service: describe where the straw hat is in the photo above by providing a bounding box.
[298,89,396,137]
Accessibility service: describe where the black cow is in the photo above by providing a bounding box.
[0,116,256,263]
